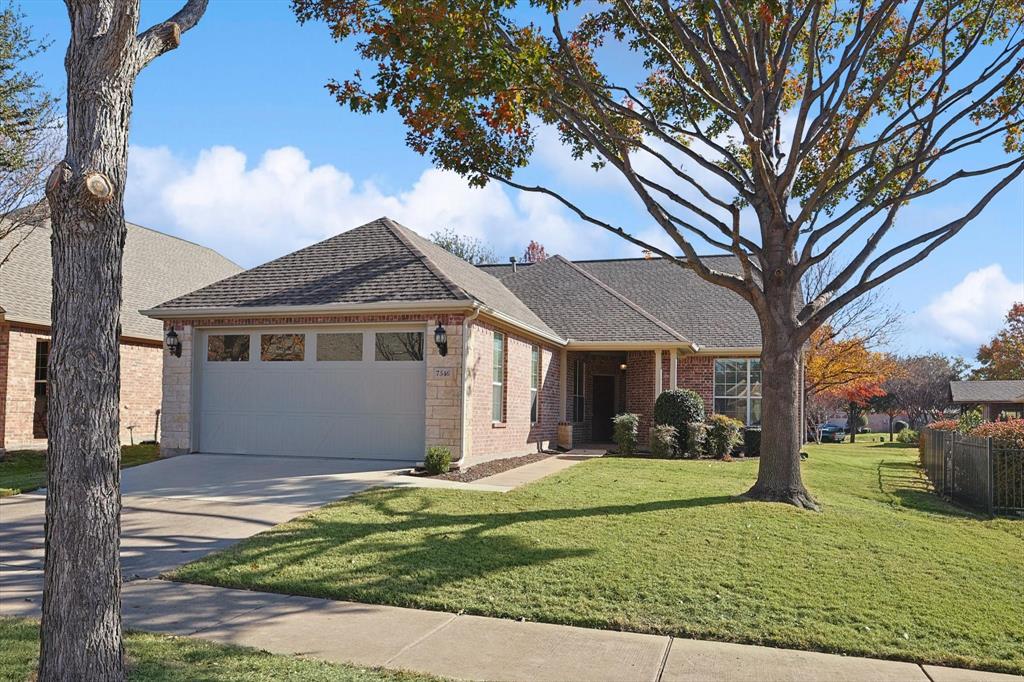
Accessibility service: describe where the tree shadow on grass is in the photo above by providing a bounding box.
[175,494,743,607]
[875,459,980,518]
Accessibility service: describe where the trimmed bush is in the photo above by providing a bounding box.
[654,389,705,449]
[971,419,1024,448]
[893,420,909,433]
[651,424,680,459]
[957,409,984,434]
[613,413,640,456]
[926,419,959,432]
[423,446,452,474]
[896,428,918,444]
[685,422,707,459]
[705,414,743,459]
[743,427,761,456]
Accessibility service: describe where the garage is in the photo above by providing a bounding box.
[194,326,426,461]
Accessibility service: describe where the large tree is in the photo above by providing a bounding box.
[295,0,1024,508]
[40,2,207,679]
[887,354,965,428]
[973,302,1024,380]
[0,2,60,269]
[430,226,498,264]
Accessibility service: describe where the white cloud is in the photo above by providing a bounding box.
[920,265,1023,348]
[125,144,605,267]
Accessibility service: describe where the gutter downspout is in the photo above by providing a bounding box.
[455,304,482,469]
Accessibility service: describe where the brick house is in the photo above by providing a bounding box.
[144,217,772,466]
[0,216,241,453]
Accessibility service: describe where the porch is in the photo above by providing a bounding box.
[558,348,697,449]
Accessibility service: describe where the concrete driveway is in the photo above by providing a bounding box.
[0,453,410,616]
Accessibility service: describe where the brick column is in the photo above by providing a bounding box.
[425,316,463,461]
[626,350,655,446]
[160,323,193,457]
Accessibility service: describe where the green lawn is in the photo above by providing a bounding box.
[0,618,439,682]
[0,444,161,496]
[171,441,1024,674]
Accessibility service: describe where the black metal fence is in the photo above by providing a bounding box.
[921,428,1024,516]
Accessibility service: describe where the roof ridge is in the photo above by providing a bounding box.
[551,255,693,345]
[381,217,471,301]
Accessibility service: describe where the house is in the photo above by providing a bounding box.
[0,216,242,453]
[950,380,1024,421]
[143,217,770,466]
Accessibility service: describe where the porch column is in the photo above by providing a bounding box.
[559,348,567,421]
[654,349,662,398]
[670,348,678,390]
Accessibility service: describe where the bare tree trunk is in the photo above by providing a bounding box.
[745,325,818,510]
[39,17,136,682]
[39,2,207,679]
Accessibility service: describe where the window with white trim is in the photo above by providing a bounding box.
[492,332,505,422]
[530,345,540,423]
[713,358,762,425]
[572,359,585,423]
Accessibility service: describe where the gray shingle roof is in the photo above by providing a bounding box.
[482,256,762,348]
[0,217,241,341]
[150,218,560,340]
[950,380,1024,404]
[493,255,687,343]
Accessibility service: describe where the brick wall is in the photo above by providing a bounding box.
[119,340,163,444]
[0,324,8,449]
[625,350,655,445]
[3,327,47,450]
[467,319,559,462]
[160,312,466,459]
[678,354,715,415]
[1,324,162,450]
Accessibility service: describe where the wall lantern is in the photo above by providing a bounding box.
[434,322,448,357]
[165,327,182,358]
[619,363,628,371]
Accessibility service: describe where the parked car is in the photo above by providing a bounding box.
[814,424,846,443]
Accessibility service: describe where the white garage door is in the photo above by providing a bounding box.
[195,327,426,461]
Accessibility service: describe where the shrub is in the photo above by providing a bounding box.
[705,414,743,459]
[423,446,452,474]
[650,424,680,459]
[654,389,705,449]
[926,419,959,432]
[971,419,1024,449]
[896,428,918,444]
[612,413,640,456]
[685,422,707,459]
[743,427,761,456]
[893,420,909,433]
[854,412,869,429]
[957,409,984,434]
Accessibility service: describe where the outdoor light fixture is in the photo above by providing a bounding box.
[434,322,448,357]
[619,363,628,371]
[165,328,182,358]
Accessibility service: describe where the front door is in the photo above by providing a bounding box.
[592,375,616,442]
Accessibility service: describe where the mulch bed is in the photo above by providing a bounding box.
[413,451,557,483]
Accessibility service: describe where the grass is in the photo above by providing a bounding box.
[170,441,1024,675]
[0,444,161,497]
[0,618,440,682]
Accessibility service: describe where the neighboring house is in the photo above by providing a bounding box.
[950,380,1024,421]
[144,217,770,467]
[0,217,242,453]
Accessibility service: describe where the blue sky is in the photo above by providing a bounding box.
[19,1,1024,358]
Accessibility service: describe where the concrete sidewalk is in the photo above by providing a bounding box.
[4,579,1017,682]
